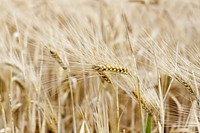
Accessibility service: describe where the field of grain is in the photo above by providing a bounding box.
[0,0,200,133]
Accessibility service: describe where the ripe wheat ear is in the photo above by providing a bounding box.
[49,50,67,70]
[92,65,129,83]
[92,65,128,74]
[174,74,196,97]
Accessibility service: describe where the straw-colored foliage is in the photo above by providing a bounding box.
[0,0,200,132]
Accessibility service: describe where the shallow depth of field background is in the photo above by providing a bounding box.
[0,0,200,133]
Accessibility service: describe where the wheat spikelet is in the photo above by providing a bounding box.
[49,50,67,70]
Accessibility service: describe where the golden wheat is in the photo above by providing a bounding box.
[0,0,200,132]
[92,64,157,116]
[92,65,129,74]
[131,90,156,116]
[92,65,109,83]
[92,65,129,83]
[49,50,67,70]
[174,74,196,98]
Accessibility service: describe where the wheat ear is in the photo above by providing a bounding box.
[92,65,111,83]
[92,65,128,75]
[174,73,200,110]
[92,65,128,83]
[49,50,67,70]
[131,89,156,116]
[174,74,196,97]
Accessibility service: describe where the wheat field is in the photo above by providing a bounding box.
[0,0,200,133]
